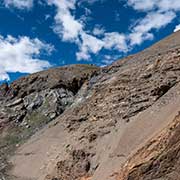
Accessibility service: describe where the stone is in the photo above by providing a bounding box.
[6,98,23,107]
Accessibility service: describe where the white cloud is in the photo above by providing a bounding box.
[129,11,176,45]
[157,0,180,12]
[76,33,104,60]
[48,0,128,61]
[129,32,153,45]
[76,32,127,60]
[0,35,53,81]
[77,0,106,6]
[93,26,105,36]
[7,0,179,63]
[174,24,180,32]
[48,0,180,61]
[127,0,180,46]
[133,12,175,33]
[103,32,127,51]
[127,0,157,11]
[102,54,120,66]
[48,0,83,42]
[127,0,180,12]
[0,68,9,81]
[4,0,33,9]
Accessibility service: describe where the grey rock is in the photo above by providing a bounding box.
[6,98,23,107]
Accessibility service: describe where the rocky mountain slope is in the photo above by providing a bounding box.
[0,64,99,178]
[1,31,180,180]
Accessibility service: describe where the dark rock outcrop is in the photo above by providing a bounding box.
[0,64,99,178]
[0,64,99,128]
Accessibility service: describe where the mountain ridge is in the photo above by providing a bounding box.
[1,31,180,180]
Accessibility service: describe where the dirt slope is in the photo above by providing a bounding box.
[0,64,99,179]
[117,103,180,179]
[92,82,180,180]
[9,82,180,180]
[2,31,180,180]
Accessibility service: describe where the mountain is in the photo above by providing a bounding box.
[1,31,180,180]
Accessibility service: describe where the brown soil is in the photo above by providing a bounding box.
[2,30,180,180]
[117,113,180,180]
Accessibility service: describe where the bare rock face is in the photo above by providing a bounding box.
[0,64,99,127]
[117,113,180,180]
[0,64,99,178]
[0,83,9,99]
[43,31,180,180]
[1,31,180,180]
[45,150,91,180]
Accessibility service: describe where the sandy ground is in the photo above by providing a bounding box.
[9,83,180,180]
[9,122,70,180]
[92,83,180,180]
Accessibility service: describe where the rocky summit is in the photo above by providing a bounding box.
[1,31,180,180]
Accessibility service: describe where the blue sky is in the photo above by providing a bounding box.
[0,0,180,83]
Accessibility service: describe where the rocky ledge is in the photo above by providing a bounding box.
[0,64,99,177]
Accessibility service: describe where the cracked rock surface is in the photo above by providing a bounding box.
[1,31,180,180]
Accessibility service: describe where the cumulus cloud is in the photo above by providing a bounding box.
[93,26,105,36]
[48,0,128,60]
[174,24,180,32]
[4,0,34,9]
[127,0,156,11]
[76,33,104,60]
[48,0,180,61]
[0,35,53,81]
[5,0,180,63]
[76,32,127,60]
[129,11,175,45]
[103,32,127,51]
[127,0,180,46]
[127,0,180,12]
[48,0,83,42]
